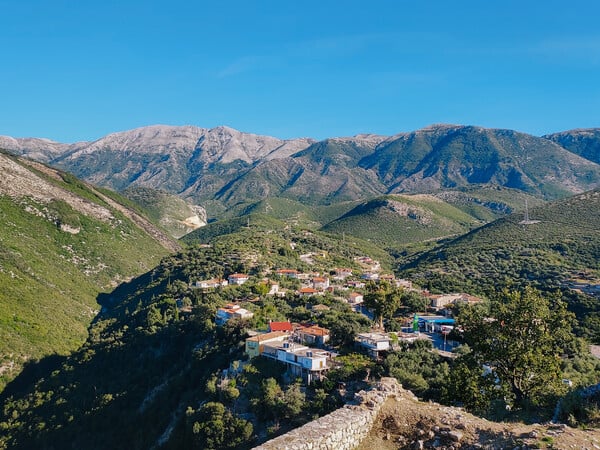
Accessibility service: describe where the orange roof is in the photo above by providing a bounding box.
[229,273,249,278]
[299,325,330,336]
[269,321,293,332]
[299,287,318,294]
[313,277,328,282]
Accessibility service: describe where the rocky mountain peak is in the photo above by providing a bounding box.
[65,125,206,159]
[196,126,311,164]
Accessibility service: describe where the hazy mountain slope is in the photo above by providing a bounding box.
[51,125,314,197]
[0,152,174,389]
[360,125,600,198]
[122,187,207,238]
[544,128,600,165]
[0,136,70,162]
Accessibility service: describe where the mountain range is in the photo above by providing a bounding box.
[2,124,600,218]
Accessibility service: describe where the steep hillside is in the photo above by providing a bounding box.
[211,137,386,208]
[322,194,479,247]
[122,187,207,238]
[544,128,600,165]
[360,125,600,198]
[431,185,544,222]
[0,224,389,450]
[0,152,175,389]
[401,188,600,340]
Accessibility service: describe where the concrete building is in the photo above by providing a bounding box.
[356,332,391,359]
[215,304,254,326]
[244,331,289,358]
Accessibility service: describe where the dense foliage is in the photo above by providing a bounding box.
[0,155,170,389]
[403,189,600,341]
[446,288,575,413]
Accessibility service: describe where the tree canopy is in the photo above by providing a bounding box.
[363,280,402,329]
[450,287,576,411]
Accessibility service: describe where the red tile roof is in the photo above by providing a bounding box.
[299,325,330,336]
[269,321,293,332]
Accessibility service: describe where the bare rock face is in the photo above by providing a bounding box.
[194,125,314,164]
[0,136,70,162]
[64,125,205,158]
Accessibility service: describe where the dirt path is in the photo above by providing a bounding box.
[357,390,600,450]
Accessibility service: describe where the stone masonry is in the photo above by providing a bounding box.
[252,378,401,450]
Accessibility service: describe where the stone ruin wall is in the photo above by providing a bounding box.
[252,377,401,450]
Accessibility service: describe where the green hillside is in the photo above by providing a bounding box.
[322,194,480,248]
[122,187,206,238]
[0,222,390,449]
[181,212,392,270]
[544,128,600,165]
[401,188,600,340]
[0,153,173,389]
[432,185,545,222]
[359,125,600,199]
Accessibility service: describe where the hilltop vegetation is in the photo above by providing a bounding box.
[0,221,393,449]
[0,152,173,389]
[402,189,600,341]
[322,194,479,248]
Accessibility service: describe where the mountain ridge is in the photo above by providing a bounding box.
[3,123,600,218]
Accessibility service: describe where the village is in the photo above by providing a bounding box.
[190,256,483,385]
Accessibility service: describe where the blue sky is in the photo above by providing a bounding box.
[1,0,599,142]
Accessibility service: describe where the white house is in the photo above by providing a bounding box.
[356,332,391,359]
[228,273,249,285]
[333,268,353,280]
[348,292,364,304]
[312,277,330,291]
[215,304,254,325]
[195,278,228,289]
[261,341,331,384]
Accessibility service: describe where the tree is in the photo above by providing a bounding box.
[456,287,575,410]
[363,281,401,329]
[401,290,429,313]
[187,402,253,449]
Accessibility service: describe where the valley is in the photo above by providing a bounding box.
[0,123,600,449]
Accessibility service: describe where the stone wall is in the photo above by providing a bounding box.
[251,378,401,450]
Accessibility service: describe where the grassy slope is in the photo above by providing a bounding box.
[0,159,170,389]
[182,212,392,270]
[322,194,479,248]
[432,185,545,222]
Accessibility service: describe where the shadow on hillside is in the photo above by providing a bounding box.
[0,354,66,402]
[95,269,158,312]
[1,270,158,401]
